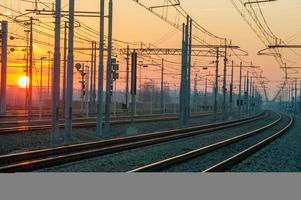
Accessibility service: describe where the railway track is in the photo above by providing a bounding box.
[0,111,264,173]
[0,111,88,120]
[0,109,176,120]
[0,112,226,135]
[0,112,210,127]
[129,112,293,173]
[0,113,175,128]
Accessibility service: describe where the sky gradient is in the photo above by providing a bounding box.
[1,0,301,100]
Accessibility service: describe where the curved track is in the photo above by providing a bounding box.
[129,112,293,173]
[203,113,293,172]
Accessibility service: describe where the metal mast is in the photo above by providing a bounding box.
[214,48,219,120]
[51,0,61,144]
[160,58,164,114]
[104,0,113,134]
[222,40,228,115]
[238,62,243,114]
[0,21,8,115]
[96,0,105,136]
[29,17,33,120]
[64,0,75,143]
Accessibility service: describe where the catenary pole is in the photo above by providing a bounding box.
[180,23,186,127]
[238,62,242,114]
[299,81,301,115]
[62,21,68,117]
[89,41,94,113]
[183,17,189,125]
[64,0,75,143]
[160,58,164,114]
[245,73,248,114]
[25,30,30,113]
[229,60,234,109]
[39,57,44,120]
[125,45,130,113]
[0,21,8,115]
[204,78,208,111]
[187,17,192,117]
[93,42,97,111]
[214,48,219,120]
[28,17,33,120]
[243,75,247,113]
[47,51,51,98]
[51,0,61,144]
[96,0,105,136]
[104,0,113,134]
[295,78,297,114]
[222,40,227,116]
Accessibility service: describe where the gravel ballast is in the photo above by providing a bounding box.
[228,115,301,172]
[0,112,245,155]
[164,114,290,172]
[37,111,274,172]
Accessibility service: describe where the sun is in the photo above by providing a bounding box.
[17,76,29,89]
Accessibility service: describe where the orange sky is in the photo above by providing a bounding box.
[1,0,301,100]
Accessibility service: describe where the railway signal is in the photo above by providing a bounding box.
[75,63,89,115]
[111,60,119,96]
[126,50,138,135]
[111,61,119,117]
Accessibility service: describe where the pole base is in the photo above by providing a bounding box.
[126,126,138,136]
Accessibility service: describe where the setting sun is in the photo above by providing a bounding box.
[17,76,29,89]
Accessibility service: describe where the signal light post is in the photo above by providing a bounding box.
[112,61,120,116]
[131,52,137,115]
[75,63,87,115]
[126,51,138,135]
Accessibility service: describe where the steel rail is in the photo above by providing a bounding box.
[0,109,145,119]
[129,111,282,172]
[0,112,265,173]
[0,112,212,126]
[0,112,216,135]
[0,111,85,118]
[203,113,294,172]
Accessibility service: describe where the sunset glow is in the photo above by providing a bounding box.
[17,76,29,89]
[1,0,301,178]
